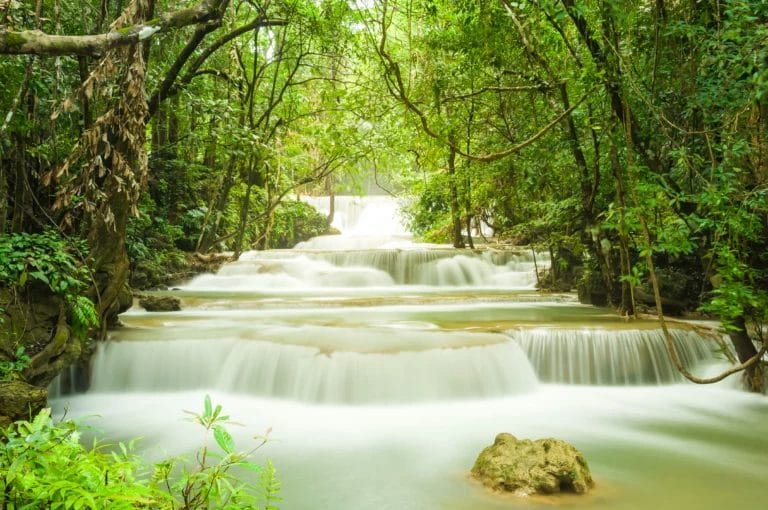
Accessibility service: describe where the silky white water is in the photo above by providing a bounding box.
[51,196,767,509]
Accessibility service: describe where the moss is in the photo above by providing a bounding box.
[472,434,595,496]
[3,32,27,48]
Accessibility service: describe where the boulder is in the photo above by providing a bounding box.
[139,295,182,312]
[0,381,47,424]
[471,433,594,496]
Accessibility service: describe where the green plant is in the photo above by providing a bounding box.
[0,230,99,338]
[0,346,31,382]
[268,200,330,249]
[67,295,100,341]
[0,396,280,509]
[164,394,281,509]
[1,408,165,509]
[0,230,89,296]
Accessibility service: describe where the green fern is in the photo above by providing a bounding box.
[67,295,100,340]
[259,460,282,510]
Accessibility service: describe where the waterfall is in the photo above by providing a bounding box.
[300,195,408,236]
[50,195,767,510]
[185,249,545,290]
[511,327,723,385]
[89,329,538,403]
[47,364,82,398]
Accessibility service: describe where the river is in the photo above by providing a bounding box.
[51,196,768,509]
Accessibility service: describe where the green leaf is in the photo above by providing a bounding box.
[204,394,212,418]
[29,270,50,285]
[213,425,235,454]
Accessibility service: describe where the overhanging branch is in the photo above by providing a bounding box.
[0,0,225,57]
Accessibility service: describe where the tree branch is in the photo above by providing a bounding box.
[0,0,226,56]
[147,15,288,116]
[443,84,556,103]
[375,2,593,162]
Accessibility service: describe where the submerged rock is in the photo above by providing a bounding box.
[139,296,182,312]
[471,433,594,496]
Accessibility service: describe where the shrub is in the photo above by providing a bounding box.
[0,230,99,346]
[0,396,280,509]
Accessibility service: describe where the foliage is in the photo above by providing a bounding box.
[1,409,165,509]
[0,230,89,296]
[167,394,281,509]
[0,396,279,510]
[0,346,31,382]
[126,194,189,280]
[267,200,330,249]
[402,176,452,242]
[67,296,100,341]
[0,230,99,340]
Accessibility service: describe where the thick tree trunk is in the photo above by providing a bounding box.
[729,317,764,393]
[88,188,132,331]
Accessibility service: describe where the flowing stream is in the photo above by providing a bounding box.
[52,195,767,509]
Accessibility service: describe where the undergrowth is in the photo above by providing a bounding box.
[0,395,280,509]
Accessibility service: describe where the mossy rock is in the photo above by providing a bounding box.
[139,295,181,312]
[0,381,47,423]
[471,433,594,496]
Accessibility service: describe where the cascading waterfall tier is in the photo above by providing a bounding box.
[186,249,546,290]
[49,195,766,510]
[511,327,723,385]
[184,194,548,289]
[300,195,408,236]
[90,328,538,403]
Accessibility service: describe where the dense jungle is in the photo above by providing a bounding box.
[1,1,767,508]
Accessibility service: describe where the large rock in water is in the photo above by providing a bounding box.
[471,433,594,496]
[139,295,181,312]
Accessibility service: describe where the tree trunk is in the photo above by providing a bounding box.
[0,0,230,56]
[88,186,132,331]
[447,145,464,248]
[10,135,31,233]
[0,156,7,235]
[729,317,764,393]
[234,156,256,257]
[610,141,634,315]
[198,154,236,252]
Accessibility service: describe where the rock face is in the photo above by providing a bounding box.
[139,295,182,312]
[471,433,594,496]
[0,381,47,426]
[1,285,82,389]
